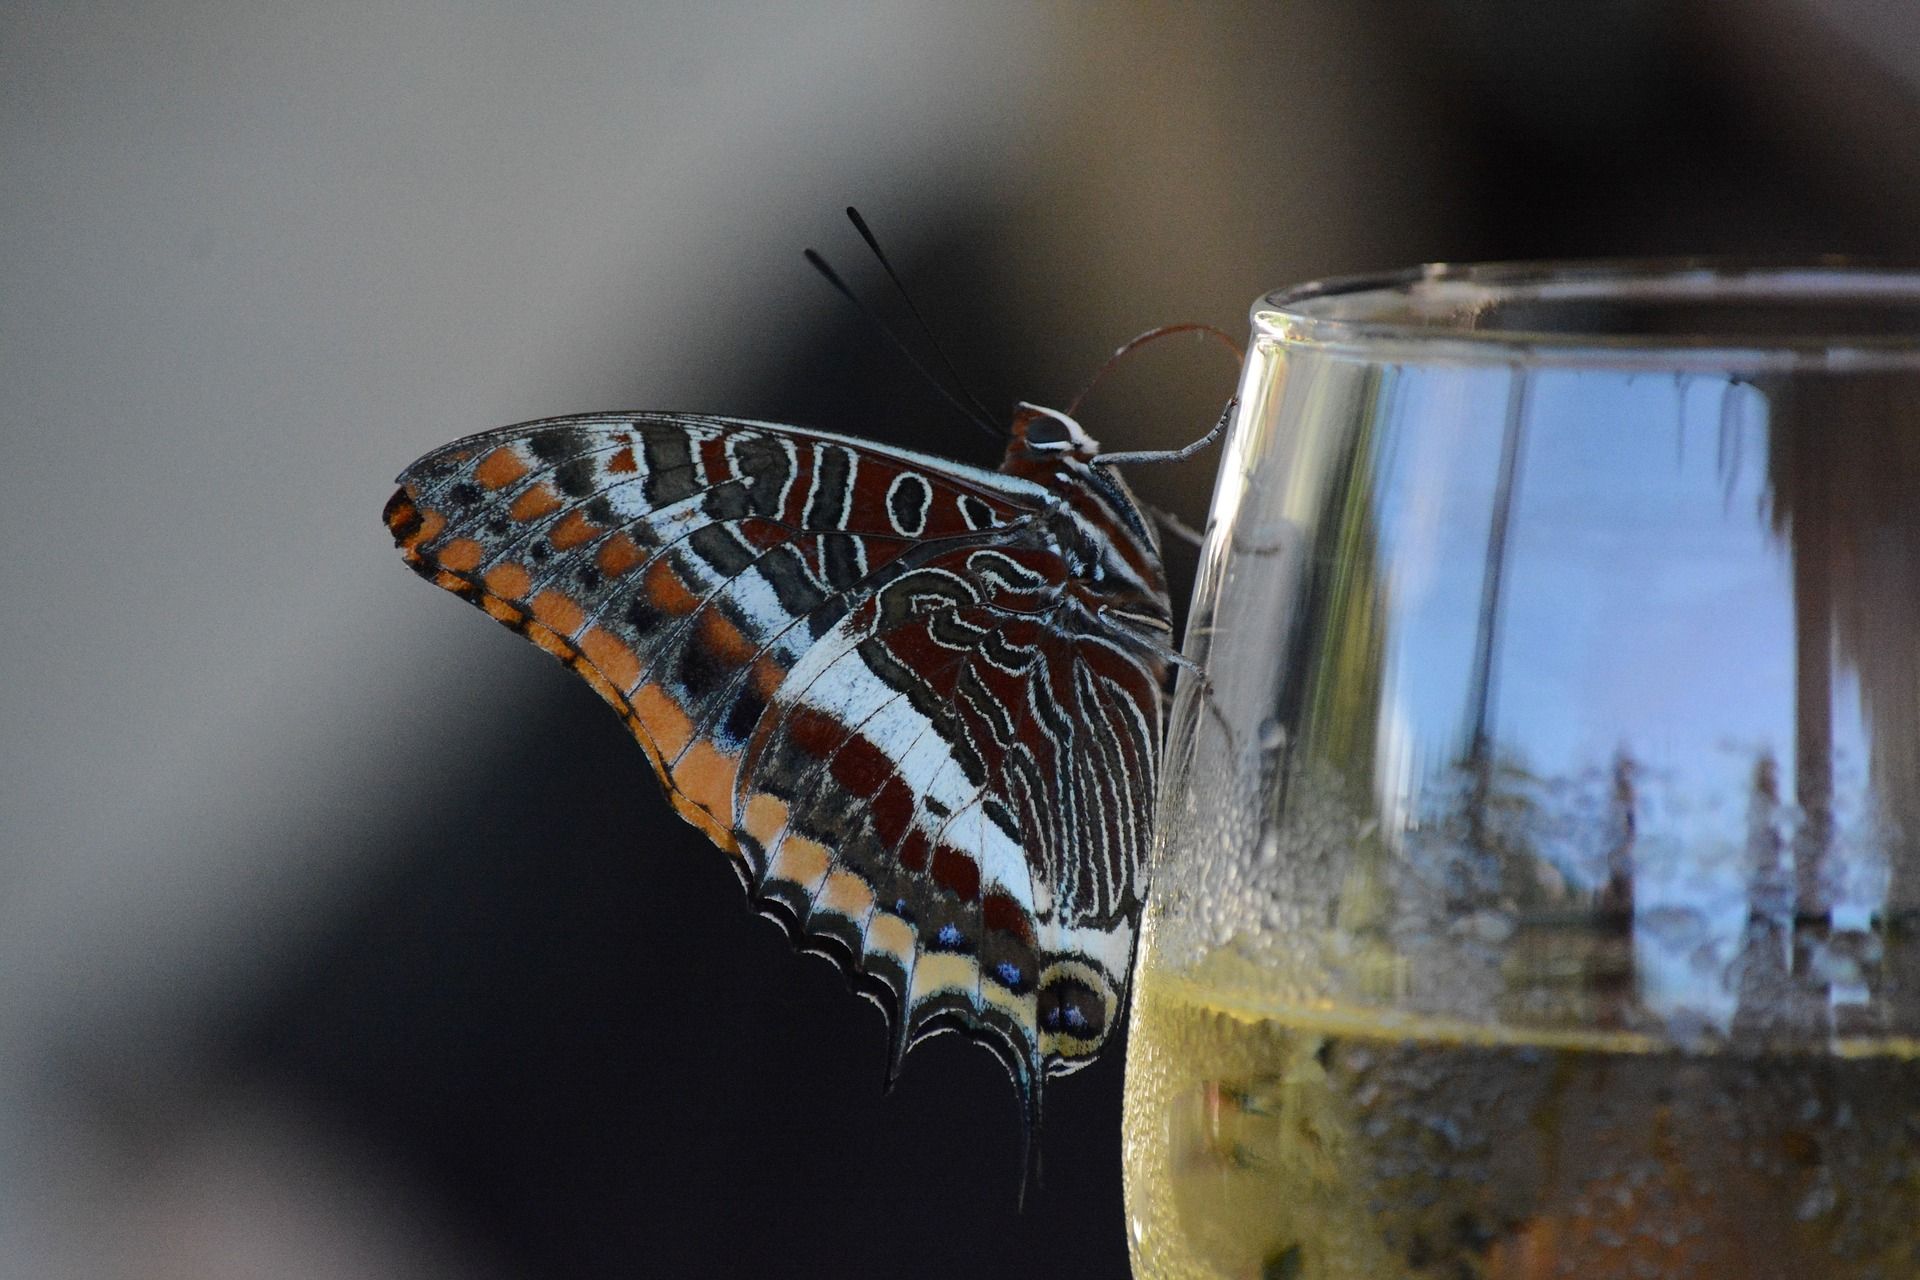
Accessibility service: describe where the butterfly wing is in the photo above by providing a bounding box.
[736,536,1160,1105]
[383,413,1155,1108]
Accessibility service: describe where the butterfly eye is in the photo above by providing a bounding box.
[1023,414,1074,448]
[1015,402,1098,455]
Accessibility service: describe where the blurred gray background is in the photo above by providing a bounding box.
[6,2,1920,1275]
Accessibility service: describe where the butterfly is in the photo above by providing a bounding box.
[381,224,1231,1147]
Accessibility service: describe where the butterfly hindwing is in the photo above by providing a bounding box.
[736,538,1065,1093]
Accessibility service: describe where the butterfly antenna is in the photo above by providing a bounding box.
[842,206,1006,433]
[804,246,1003,442]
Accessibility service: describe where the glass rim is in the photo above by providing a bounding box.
[1255,258,1920,370]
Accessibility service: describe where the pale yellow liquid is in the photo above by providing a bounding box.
[1123,968,1920,1279]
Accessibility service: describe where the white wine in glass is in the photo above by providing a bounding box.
[1124,264,1920,1280]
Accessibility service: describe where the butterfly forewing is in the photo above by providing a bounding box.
[384,410,1167,1119]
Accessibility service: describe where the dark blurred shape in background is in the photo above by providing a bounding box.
[6,2,1920,1275]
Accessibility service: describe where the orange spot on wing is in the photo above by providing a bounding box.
[549,508,599,550]
[474,446,528,490]
[631,682,695,758]
[768,835,831,894]
[700,610,756,665]
[383,490,423,540]
[865,913,915,966]
[608,445,638,473]
[531,589,586,635]
[613,686,739,856]
[596,533,644,577]
[644,559,700,614]
[751,656,785,698]
[509,483,561,521]
[437,538,485,573]
[525,621,571,659]
[484,563,531,599]
[480,596,525,625]
[671,739,739,824]
[578,626,641,691]
[817,869,874,921]
[385,491,446,553]
[742,792,790,847]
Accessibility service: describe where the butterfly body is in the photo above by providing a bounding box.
[384,407,1169,1123]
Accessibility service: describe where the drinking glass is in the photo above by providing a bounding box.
[1123,263,1920,1280]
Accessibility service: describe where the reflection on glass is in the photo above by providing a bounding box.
[1122,265,1920,1280]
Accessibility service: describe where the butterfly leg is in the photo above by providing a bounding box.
[1141,500,1205,550]
[1136,640,1238,758]
[1178,660,1239,756]
[1090,396,1236,468]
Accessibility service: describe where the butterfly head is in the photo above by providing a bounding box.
[1008,402,1100,460]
